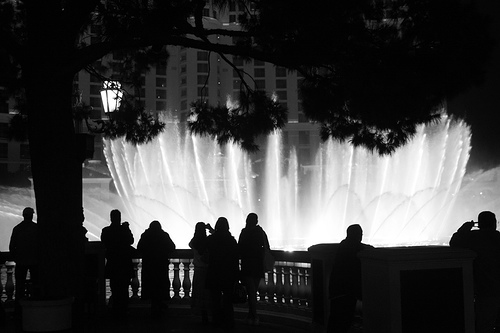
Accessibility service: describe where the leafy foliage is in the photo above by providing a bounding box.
[188,90,287,152]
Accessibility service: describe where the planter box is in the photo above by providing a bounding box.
[20,297,74,332]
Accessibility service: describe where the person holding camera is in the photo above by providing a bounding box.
[189,221,213,323]
[450,211,500,333]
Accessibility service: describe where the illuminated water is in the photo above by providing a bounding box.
[1,114,499,250]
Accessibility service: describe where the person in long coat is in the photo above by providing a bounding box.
[137,220,176,316]
[238,212,270,325]
[205,217,239,329]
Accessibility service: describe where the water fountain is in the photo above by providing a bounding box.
[1,112,499,251]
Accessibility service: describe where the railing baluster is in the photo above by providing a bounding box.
[130,259,140,300]
[266,268,275,304]
[298,266,307,307]
[291,266,299,306]
[181,259,191,302]
[5,261,15,301]
[171,260,181,300]
[283,266,291,305]
[275,264,284,304]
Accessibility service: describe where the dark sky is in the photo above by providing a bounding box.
[448,0,500,172]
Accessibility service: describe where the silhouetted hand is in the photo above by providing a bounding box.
[458,221,474,232]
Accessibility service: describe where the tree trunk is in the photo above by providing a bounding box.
[25,66,86,302]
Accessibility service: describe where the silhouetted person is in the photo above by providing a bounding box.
[450,211,500,333]
[189,222,211,323]
[137,220,175,317]
[328,224,374,333]
[9,207,39,302]
[238,212,270,325]
[205,217,239,330]
[100,209,134,316]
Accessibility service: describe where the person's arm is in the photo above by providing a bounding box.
[449,221,474,247]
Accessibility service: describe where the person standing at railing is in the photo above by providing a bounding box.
[137,220,176,318]
[101,209,134,317]
[204,217,239,330]
[9,207,39,303]
[328,224,374,333]
[238,212,270,326]
[189,221,212,323]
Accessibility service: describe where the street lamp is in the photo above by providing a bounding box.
[100,80,123,113]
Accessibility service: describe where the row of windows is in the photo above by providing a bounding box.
[0,142,30,159]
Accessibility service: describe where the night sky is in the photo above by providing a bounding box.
[448,0,500,172]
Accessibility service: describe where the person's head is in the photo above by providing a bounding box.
[346,224,363,242]
[149,220,162,231]
[22,207,34,221]
[215,217,229,233]
[110,209,121,224]
[478,211,497,230]
[195,222,207,236]
[246,213,258,227]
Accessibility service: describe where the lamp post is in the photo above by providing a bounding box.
[100,80,123,113]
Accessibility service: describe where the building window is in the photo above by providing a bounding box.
[197,63,209,73]
[276,79,287,89]
[276,67,287,77]
[198,75,208,85]
[0,123,9,139]
[276,90,287,100]
[255,80,265,90]
[90,75,100,83]
[156,77,166,87]
[299,113,308,123]
[180,65,186,74]
[197,51,209,61]
[156,89,166,99]
[181,76,187,85]
[233,80,241,89]
[233,57,244,67]
[180,53,187,62]
[90,84,101,95]
[156,101,167,111]
[156,63,167,75]
[90,97,102,108]
[180,100,187,110]
[20,144,30,159]
[254,68,265,77]
[0,143,7,158]
[229,14,236,23]
[233,69,242,78]
[198,87,208,96]
[181,88,187,98]
[299,131,310,145]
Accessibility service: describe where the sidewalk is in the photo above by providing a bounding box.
[1,302,313,333]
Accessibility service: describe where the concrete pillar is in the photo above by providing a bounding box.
[359,246,476,333]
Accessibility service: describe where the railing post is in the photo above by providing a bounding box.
[291,266,299,306]
[275,264,284,304]
[171,260,181,301]
[266,268,275,304]
[298,266,307,307]
[5,261,15,301]
[130,259,140,300]
[283,266,291,305]
[181,259,192,302]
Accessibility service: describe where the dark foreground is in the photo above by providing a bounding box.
[1,302,313,333]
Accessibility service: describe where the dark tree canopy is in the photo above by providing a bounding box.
[0,0,493,154]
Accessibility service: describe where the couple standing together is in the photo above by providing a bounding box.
[189,212,270,329]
